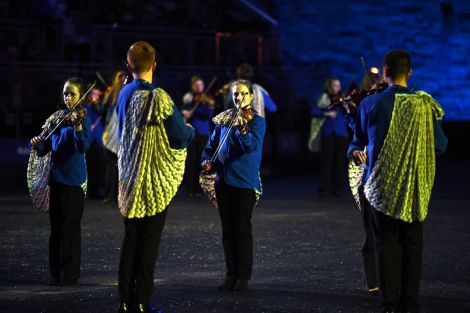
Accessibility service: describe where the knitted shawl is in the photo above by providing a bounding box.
[364,91,444,222]
[118,88,186,218]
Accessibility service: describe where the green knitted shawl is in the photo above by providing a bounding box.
[118,88,187,218]
[364,91,444,222]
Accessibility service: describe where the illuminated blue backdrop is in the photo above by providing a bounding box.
[273,0,470,121]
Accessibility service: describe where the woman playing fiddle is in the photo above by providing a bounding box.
[201,79,266,291]
[30,77,91,286]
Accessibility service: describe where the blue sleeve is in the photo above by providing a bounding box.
[201,124,220,163]
[261,90,277,113]
[74,116,91,153]
[116,88,130,143]
[237,116,266,153]
[347,100,368,158]
[163,104,195,149]
[433,120,448,155]
[345,112,357,132]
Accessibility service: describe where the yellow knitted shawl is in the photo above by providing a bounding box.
[364,91,444,222]
[118,88,186,218]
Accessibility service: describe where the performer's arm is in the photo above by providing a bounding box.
[345,111,357,132]
[201,125,221,163]
[433,120,448,155]
[237,117,266,153]
[116,88,130,143]
[347,100,368,159]
[261,89,277,113]
[164,104,195,149]
[311,94,336,119]
[73,116,91,153]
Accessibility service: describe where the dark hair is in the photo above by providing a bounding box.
[190,75,203,86]
[58,77,86,109]
[236,63,254,80]
[230,79,254,94]
[127,41,156,74]
[383,49,411,80]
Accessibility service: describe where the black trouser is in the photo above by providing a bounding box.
[49,182,85,282]
[360,189,379,290]
[319,134,348,195]
[215,180,256,280]
[118,210,168,306]
[185,134,209,194]
[103,148,118,203]
[370,203,423,313]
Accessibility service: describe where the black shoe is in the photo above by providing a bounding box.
[48,276,60,286]
[382,309,397,313]
[217,276,236,291]
[137,303,162,313]
[233,278,249,291]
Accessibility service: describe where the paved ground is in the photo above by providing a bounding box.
[1,161,469,313]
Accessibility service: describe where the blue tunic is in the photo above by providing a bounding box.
[202,115,266,191]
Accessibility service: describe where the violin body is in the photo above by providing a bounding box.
[193,93,215,106]
[235,108,255,135]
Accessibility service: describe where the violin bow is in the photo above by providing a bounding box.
[360,56,378,85]
[42,82,97,141]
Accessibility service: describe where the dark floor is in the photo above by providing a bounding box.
[0,161,469,313]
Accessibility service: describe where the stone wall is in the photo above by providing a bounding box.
[273,0,470,120]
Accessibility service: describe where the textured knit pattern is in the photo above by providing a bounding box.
[118,88,186,218]
[364,91,445,222]
[348,156,366,210]
[102,107,119,154]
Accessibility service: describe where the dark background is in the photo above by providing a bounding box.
[0,0,469,189]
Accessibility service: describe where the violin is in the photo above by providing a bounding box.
[193,93,215,106]
[214,83,230,97]
[329,81,388,112]
[235,107,256,135]
[201,106,255,172]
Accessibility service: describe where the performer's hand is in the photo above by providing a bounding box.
[70,111,83,129]
[236,116,249,135]
[182,110,191,120]
[325,111,337,119]
[352,150,367,165]
[30,136,43,147]
[201,160,213,172]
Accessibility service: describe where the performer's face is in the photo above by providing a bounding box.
[330,79,341,95]
[232,84,253,110]
[63,83,81,109]
[192,80,204,94]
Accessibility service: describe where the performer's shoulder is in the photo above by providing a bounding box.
[213,108,236,125]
